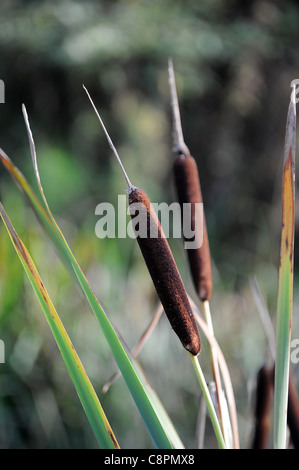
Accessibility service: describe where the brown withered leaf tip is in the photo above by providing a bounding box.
[129,187,201,356]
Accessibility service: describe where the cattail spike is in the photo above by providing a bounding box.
[168,57,190,156]
[129,187,201,356]
[169,61,213,301]
[83,85,135,191]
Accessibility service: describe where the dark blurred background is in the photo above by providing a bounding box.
[0,0,299,449]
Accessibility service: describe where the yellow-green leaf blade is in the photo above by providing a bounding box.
[0,201,119,449]
[0,148,173,449]
[274,98,296,449]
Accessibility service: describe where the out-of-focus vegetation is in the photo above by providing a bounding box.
[0,0,299,449]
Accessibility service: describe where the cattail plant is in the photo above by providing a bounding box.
[83,85,226,449]
[0,107,184,449]
[168,58,229,446]
[2,65,296,449]
[83,85,201,357]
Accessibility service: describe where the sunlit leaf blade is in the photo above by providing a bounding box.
[0,149,77,283]
[118,338,185,449]
[102,302,184,449]
[0,201,119,449]
[0,149,173,448]
[274,97,296,449]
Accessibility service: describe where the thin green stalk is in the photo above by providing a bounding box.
[201,300,229,446]
[189,298,239,448]
[190,353,226,449]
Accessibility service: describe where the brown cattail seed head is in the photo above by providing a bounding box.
[252,364,274,449]
[173,153,213,301]
[128,187,201,356]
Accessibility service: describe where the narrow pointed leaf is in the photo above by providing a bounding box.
[274,97,296,448]
[0,202,119,449]
[124,351,185,449]
[0,146,173,448]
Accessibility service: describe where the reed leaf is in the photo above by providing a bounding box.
[0,114,174,449]
[274,97,296,448]
[0,201,119,449]
[129,356,185,449]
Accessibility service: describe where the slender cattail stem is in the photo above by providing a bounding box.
[202,300,228,445]
[250,277,276,362]
[168,57,190,157]
[131,302,164,358]
[189,297,239,449]
[84,85,201,356]
[102,302,164,393]
[196,390,207,448]
[190,353,226,449]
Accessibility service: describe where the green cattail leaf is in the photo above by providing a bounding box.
[0,145,173,449]
[274,97,296,449]
[128,352,185,449]
[0,201,119,449]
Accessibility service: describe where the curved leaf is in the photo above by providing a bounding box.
[0,118,173,449]
[0,201,119,449]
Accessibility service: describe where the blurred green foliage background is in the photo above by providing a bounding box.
[0,0,299,449]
